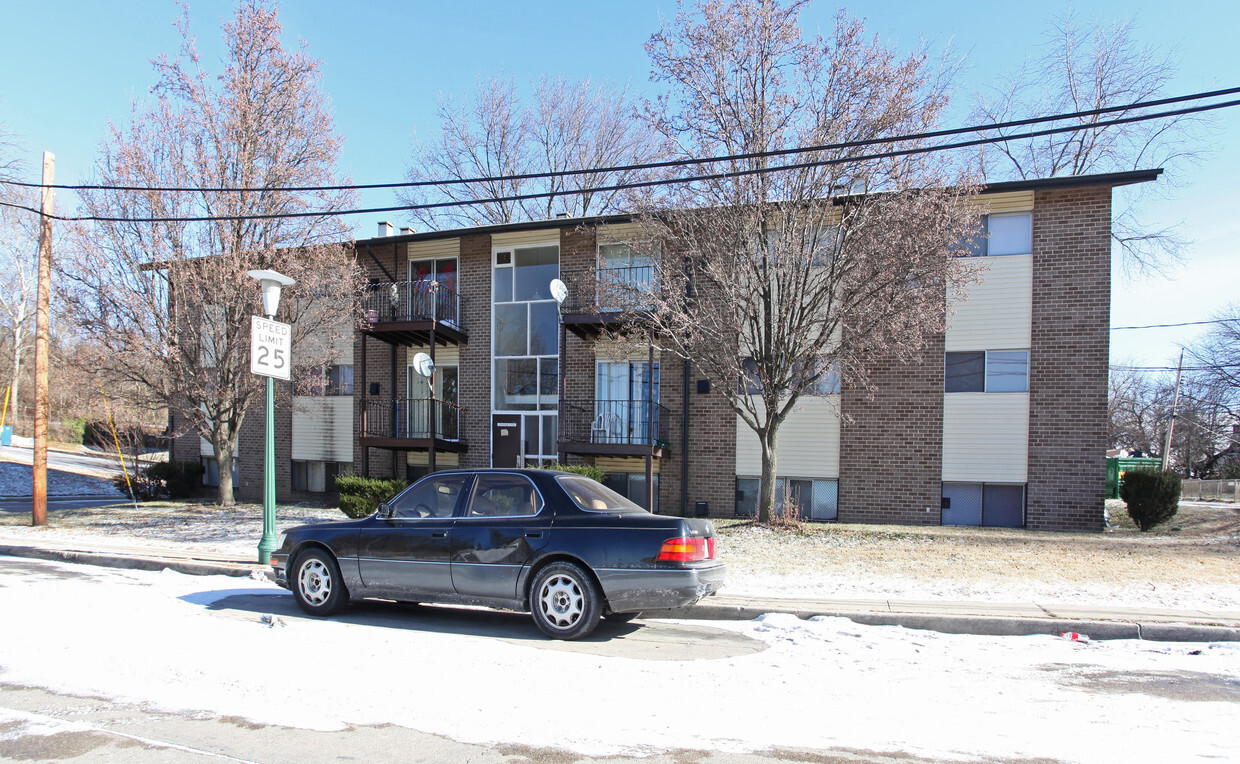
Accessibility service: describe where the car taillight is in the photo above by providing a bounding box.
[657,536,714,562]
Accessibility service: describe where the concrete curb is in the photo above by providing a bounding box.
[649,602,1240,642]
[0,543,271,580]
[3,543,1237,643]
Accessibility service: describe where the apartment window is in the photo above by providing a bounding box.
[941,482,1025,527]
[603,473,659,513]
[964,212,1032,257]
[945,351,1028,393]
[736,477,838,521]
[300,365,353,396]
[202,457,239,488]
[598,242,656,310]
[740,357,841,395]
[291,461,345,493]
[595,361,659,445]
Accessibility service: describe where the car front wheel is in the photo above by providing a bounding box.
[291,548,348,616]
[530,562,601,640]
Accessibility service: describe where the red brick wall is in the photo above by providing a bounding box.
[1027,187,1111,532]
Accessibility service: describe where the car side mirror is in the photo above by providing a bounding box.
[377,503,391,518]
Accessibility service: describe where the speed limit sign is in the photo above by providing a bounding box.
[251,315,292,380]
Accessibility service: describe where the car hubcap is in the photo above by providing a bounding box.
[298,559,331,605]
[539,574,583,629]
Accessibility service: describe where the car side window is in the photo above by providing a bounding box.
[389,475,469,519]
[466,474,544,518]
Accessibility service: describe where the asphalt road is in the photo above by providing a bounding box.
[0,443,133,475]
[0,495,132,514]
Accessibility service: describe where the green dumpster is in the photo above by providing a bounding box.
[1106,457,1162,499]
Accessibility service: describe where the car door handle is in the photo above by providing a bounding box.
[525,532,543,539]
[432,532,447,538]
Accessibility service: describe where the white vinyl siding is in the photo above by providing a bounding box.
[596,223,640,243]
[491,229,559,248]
[942,393,1029,482]
[968,190,1034,214]
[735,397,841,478]
[595,456,661,474]
[406,451,460,468]
[946,254,1032,351]
[406,238,459,260]
[291,397,354,462]
[407,345,460,365]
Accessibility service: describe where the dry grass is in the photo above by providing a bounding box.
[714,500,1240,607]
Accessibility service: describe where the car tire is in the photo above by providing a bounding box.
[530,561,602,640]
[291,548,348,616]
[603,611,641,623]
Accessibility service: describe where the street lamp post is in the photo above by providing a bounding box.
[248,269,295,564]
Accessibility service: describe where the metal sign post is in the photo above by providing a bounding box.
[247,270,295,564]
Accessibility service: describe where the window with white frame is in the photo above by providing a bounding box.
[945,350,1029,393]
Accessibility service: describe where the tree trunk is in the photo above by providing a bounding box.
[214,436,236,507]
[9,321,22,429]
[757,426,779,524]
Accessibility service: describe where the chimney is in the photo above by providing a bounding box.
[400,226,416,236]
[555,212,569,219]
[377,221,393,237]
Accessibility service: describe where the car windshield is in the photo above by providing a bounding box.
[556,475,648,514]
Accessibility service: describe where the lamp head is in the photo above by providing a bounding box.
[247,270,296,317]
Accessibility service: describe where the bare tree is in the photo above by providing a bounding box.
[59,0,361,506]
[0,188,40,430]
[622,1,980,522]
[1107,365,1168,456]
[971,10,1210,275]
[401,75,661,229]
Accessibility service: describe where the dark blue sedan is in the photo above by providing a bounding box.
[272,469,725,639]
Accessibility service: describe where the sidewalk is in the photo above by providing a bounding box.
[2,533,1238,643]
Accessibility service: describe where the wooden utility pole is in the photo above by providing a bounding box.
[32,152,54,526]
[1161,349,1185,473]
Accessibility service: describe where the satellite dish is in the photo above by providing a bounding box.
[549,278,568,305]
[412,352,435,378]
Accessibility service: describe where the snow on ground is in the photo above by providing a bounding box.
[0,460,123,498]
[0,560,1236,762]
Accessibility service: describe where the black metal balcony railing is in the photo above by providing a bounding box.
[362,397,462,442]
[558,266,657,315]
[361,280,464,330]
[560,399,669,449]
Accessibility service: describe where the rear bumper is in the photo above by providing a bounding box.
[595,562,726,613]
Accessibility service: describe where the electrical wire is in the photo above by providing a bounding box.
[3,96,1237,224]
[1112,319,1240,331]
[4,85,1237,195]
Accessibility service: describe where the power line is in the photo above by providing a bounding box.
[4,96,1237,224]
[4,85,1237,195]
[1112,318,1240,331]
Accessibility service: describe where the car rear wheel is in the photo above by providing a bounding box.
[530,562,601,640]
[603,611,641,623]
[291,548,348,616]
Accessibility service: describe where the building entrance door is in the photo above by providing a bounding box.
[492,415,521,467]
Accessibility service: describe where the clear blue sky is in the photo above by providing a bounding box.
[1,0,1236,370]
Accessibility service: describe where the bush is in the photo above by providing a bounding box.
[542,462,606,483]
[113,460,203,501]
[145,460,204,498]
[1119,468,1182,531]
[335,473,407,518]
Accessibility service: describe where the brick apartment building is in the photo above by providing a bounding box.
[171,169,1161,532]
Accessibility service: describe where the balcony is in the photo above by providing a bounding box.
[557,265,657,338]
[359,397,467,453]
[360,280,466,345]
[558,399,669,458]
